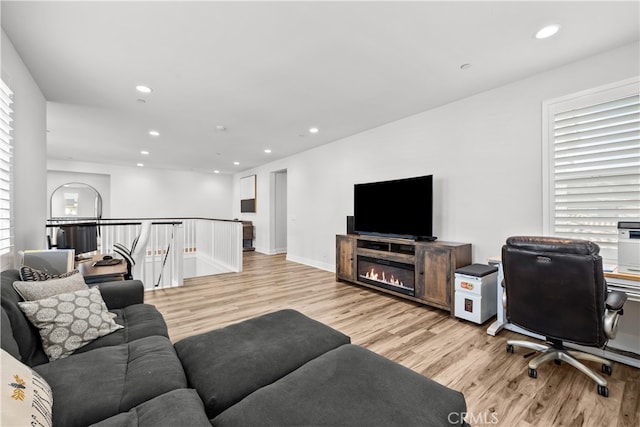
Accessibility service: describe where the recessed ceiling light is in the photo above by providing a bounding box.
[535,24,561,39]
[213,170,220,174]
[233,161,240,166]
[264,149,272,154]
[148,130,160,137]
[136,85,152,93]
[309,127,319,134]
[140,150,149,155]
[137,163,144,167]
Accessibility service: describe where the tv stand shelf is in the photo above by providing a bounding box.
[336,234,471,315]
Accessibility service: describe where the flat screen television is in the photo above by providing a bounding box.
[57,222,98,256]
[354,174,435,241]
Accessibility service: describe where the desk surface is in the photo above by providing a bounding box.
[76,253,127,280]
[605,270,640,282]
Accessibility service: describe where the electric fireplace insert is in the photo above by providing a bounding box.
[357,256,415,296]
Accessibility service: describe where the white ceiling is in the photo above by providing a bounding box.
[2,1,639,174]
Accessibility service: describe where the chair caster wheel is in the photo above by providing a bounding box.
[506,344,514,353]
[528,368,537,378]
[601,364,612,375]
[554,359,561,365]
[597,385,609,397]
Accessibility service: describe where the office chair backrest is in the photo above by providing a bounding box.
[502,236,607,347]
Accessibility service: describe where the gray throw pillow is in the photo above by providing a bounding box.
[13,272,88,301]
[18,287,123,360]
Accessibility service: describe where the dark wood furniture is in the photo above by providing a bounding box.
[76,253,127,283]
[336,234,471,316]
[242,221,255,252]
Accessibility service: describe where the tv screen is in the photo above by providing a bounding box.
[354,175,434,240]
[57,222,98,256]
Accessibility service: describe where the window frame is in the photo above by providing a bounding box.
[0,79,14,265]
[542,76,640,262]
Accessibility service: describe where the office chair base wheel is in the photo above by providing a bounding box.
[601,364,612,375]
[506,344,514,353]
[597,385,609,397]
[554,359,561,365]
[528,368,537,378]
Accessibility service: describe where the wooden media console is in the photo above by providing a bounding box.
[336,234,471,316]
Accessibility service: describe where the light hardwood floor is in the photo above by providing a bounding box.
[145,252,640,427]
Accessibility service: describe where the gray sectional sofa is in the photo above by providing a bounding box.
[1,268,468,426]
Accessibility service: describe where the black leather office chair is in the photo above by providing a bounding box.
[502,236,627,397]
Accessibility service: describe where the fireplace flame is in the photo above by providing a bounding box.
[364,267,404,287]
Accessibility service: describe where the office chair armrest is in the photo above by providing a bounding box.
[604,291,627,339]
[501,279,507,308]
[605,291,627,311]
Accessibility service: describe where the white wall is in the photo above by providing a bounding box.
[1,30,48,265]
[234,42,640,271]
[47,160,234,219]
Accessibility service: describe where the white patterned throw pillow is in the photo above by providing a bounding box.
[0,348,53,427]
[18,287,123,360]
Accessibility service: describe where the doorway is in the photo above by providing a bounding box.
[270,169,287,254]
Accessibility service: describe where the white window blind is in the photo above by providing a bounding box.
[0,79,14,256]
[543,78,640,261]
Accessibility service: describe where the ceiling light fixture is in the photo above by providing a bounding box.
[233,161,240,165]
[137,163,144,167]
[148,130,160,137]
[213,170,220,174]
[215,125,227,131]
[264,149,272,154]
[309,127,319,134]
[136,85,152,93]
[535,24,561,39]
[140,150,149,155]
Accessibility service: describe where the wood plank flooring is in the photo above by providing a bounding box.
[145,252,640,427]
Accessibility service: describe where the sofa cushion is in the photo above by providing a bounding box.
[13,271,88,301]
[174,309,351,418]
[72,303,169,354]
[19,265,79,281]
[18,287,124,360]
[33,336,187,427]
[1,348,53,427]
[89,389,211,427]
[212,344,468,427]
[91,280,144,309]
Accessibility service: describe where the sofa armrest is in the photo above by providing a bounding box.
[91,280,144,309]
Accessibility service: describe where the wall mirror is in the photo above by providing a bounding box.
[240,175,257,213]
[50,182,103,219]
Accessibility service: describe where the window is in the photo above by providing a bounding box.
[543,77,640,262]
[0,79,13,256]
